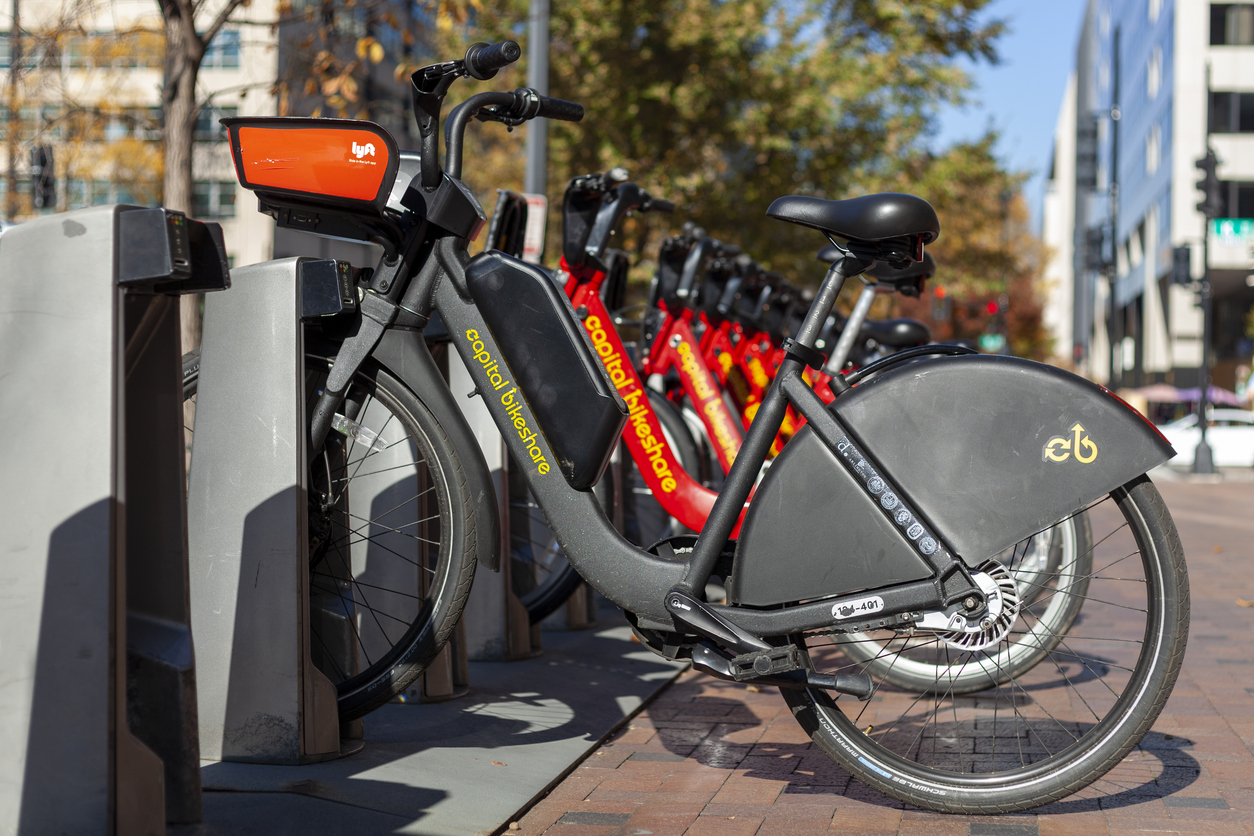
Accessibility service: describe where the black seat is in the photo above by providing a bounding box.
[860,318,931,348]
[768,193,939,245]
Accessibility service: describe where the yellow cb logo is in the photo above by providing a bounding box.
[1043,423,1098,464]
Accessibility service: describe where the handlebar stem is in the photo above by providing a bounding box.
[444,91,517,180]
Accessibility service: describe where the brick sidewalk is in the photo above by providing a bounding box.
[515,478,1254,836]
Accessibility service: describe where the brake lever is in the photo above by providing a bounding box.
[474,106,526,129]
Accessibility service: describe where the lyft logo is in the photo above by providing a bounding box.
[352,141,376,159]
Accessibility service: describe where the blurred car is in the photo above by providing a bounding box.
[1159,409,1254,467]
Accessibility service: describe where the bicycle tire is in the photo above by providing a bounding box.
[836,512,1093,694]
[513,387,704,623]
[782,476,1188,813]
[182,348,478,721]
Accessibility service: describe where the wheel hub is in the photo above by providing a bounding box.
[936,560,1022,651]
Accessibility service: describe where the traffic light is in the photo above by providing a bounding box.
[1075,113,1099,191]
[1171,245,1192,285]
[1084,226,1108,272]
[30,146,55,211]
[1195,149,1223,219]
[931,285,950,320]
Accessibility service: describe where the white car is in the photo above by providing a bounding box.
[1159,409,1254,467]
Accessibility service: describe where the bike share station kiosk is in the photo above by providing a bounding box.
[0,205,229,834]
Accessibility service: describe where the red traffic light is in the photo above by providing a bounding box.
[985,300,999,315]
[934,286,946,299]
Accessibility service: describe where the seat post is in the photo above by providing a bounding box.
[793,252,868,351]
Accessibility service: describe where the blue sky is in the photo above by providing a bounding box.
[932,0,1090,231]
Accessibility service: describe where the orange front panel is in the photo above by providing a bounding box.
[236,126,391,202]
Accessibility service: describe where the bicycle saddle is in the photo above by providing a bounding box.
[860,318,930,348]
[768,193,938,266]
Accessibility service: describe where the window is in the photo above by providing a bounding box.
[66,179,91,210]
[57,31,162,70]
[194,105,238,140]
[193,181,236,219]
[0,31,41,69]
[1147,45,1162,99]
[1211,4,1254,45]
[202,30,240,69]
[1218,181,1254,218]
[1209,91,1254,132]
[1146,123,1161,174]
[60,179,159,210]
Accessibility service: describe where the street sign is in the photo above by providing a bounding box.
[522,193,547,263]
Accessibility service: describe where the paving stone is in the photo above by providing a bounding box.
[684,815,765,836]
[968,823,1039,836]
[1166,798,1233,809]
[555,811,632,826]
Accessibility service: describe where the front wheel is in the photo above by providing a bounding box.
[182,349,479,721]
[783,477,1189,813]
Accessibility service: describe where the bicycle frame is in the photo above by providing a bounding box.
[563,255,747,534]
[425,236,972,634]
[644,307,745,472]
[223,59,986,649]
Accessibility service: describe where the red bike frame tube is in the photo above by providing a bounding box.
[560,257,746,535]
[646,313,744,474]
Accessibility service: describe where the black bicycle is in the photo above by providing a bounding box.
[197,41,1188,813]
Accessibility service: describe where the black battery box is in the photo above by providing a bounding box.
[465,250,627,491]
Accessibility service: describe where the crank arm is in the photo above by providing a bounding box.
[692,643,872,700]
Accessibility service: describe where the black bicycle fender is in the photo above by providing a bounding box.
[831,353,1174,565]
[373,328,502,572]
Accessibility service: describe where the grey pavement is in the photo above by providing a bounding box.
[199,621,686,836]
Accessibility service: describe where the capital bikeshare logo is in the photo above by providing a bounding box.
[465,330,550,476]
[673,339,740,467]
[1043,423,1098,464]
[349,141,377,164]
[583,314,679,493]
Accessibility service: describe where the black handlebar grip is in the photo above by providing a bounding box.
[464,41,521,80]
[535,95,585,122]
[649,198,676,214]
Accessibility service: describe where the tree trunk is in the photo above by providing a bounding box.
[162,3,204,355]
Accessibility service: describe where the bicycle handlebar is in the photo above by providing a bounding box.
[534,95,585,122]
[463,40,521,80]
[445,88,585,179]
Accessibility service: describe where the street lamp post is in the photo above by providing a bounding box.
[5,0,20,221]
[523,0,549,198]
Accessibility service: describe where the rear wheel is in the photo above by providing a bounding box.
[182,348,478,721]
[784,477,1189,813]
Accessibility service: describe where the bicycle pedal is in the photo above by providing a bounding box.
[729,646,801,680]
